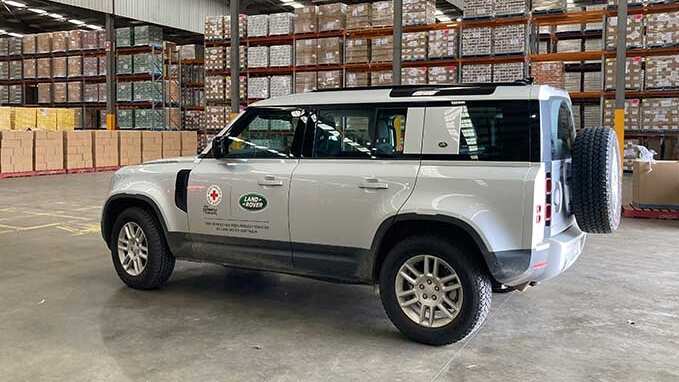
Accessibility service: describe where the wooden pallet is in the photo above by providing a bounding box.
[623,204,679,220]
[0,169,67,179]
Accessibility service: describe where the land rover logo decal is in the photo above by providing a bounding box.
[239,193,267,211]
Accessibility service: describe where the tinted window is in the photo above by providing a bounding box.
[552,100,576,160]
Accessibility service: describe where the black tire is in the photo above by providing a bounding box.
[379,235,492,346]
[571,127,622,234]
[110,207,175,290]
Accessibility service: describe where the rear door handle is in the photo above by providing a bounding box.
[359,177,389,190]
[258,175,284,187]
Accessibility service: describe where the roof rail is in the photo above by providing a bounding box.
[311,79,534,95]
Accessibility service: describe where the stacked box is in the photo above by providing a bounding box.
[248,15,269,37]
[117,110,135,129]
[371,36,393,62]
[52,83,66,103]
[496,0,527,16]
[642,98,679,130]
[462,64,492,83]
[346,72,369,87]
[223,14,247,40]
[269,13,294,35]
[0,107,13,129]
[248,46,269,68]
[180,131,198,156]
[319,3,347,32]
[82,31,98,50]
[134,26,162,47]
[56,109,75,131]
[462,28,492,56]
[52,57,67,78]
[248,77,269,99]
[23,59,36,79]
[13,108,36,130]
[585,38,602,52]
[371,70,392,86]
[71,108,83,130]
[464,0,495,19]
[133,53,162,75]
[606,15,644,50]
[36,33,51,54]
[604,99,641,131]
[63,131,93,170]
[295,6,319,34]
[296,39,317,66]
[206,106,227,130]
[0,62,7,79]
[68,56,82,77]
[428,29,457,59]
[402,67,427,85]
[270,45,292,67]
[346,38,369,64]
[371,1,393,27]
[494,24,526,55]
[68,30,82,50]
[116,27,133,47]
[165,80,180,104]
[564,71,581,92]
[98,83,108,102]
[583,105,600,129]
[532,0,567,12]
[318,37,343,65]
[205,16,224,40]
[23,35,36,55]
[224,75,247,100]
[135,109,165,129]
[428,66,457,84]
[557,39,581,53]
[161,131,182,158]
[141,131,162,162]
[645,56,679,90]
[402,32,428,61]
[646,12,679,48]
[117,82,133,102]
[36,108,58,130]
[295,72,317,93]
[33,131,64,171]
[556,24,581,33]
[179,44,204,60]
[493,63,525,82]
[99,56,107,75]
[91,131,119,167]
[67,82,82,103]
[9,61,22,79]
[0,131,33,173]
[348,4,371,30]
[84,83,99,102]
[403,0,435,26]
[117,54,133,74]
[183,110,204,130]
[119,131,142,166]
[224,46,247,69]
[83,56,99,77]
[532,62,565,89]
[205,76,225,101]
[604,57,642,90]
[166,107,181,130]
[0,86,8,104]
[206,47,225,71]
[0,38,8,56]
[318,70,342,89]
[8,37,22,55]
[270,75,292,97]
[9,85,22,104]
[572,104,582,130]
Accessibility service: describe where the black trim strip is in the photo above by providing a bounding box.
[175,169,191,213]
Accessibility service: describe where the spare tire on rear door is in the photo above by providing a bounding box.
[571,127,622,234]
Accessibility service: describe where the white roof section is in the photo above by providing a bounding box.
[251,85,570,108]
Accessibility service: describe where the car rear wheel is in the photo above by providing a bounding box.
[379,236,492,346]
[110,207,175,290]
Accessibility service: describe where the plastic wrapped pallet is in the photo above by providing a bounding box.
[98,83,107,103]
[205,16,225,40]
[462,64,492,83]
[224,75,247,100]
[645,56,679,90]
[248,15,269,37]
[205,76,225,102]
[402,32,427,61]
[318,70,342,89]
[165,80,180,104]
[584,38,602,52]
[296,39,317,66]
[269,13,294,35]
[180,45,204,60]
[8,85,22,104]
[319,3,347,32]
[117,110,134,129]
[98,56,107,75]
[604,57,642,90]
[371,36,393,62]
[68,30,82,51]
[52,57,66,78]
[9,60,22,80]
[84,83,99,103]
[371,70,392,86]
[0,130,33,173]
[295,6,319,34]
[496,0,527,17]
[401,67,427,85]
[133,53,162,75]
[462,27,491,56]
[35,33,51,54]
[206,106,227,131]
[464,0,494,19]
[82,31,99,50]
[8,37,22,55]
[133,81,162,102]
[136,109,165,130]
[564,71,581,92]
[34,131,64,171]
[645,98,679,130]
[646,12,679,48]
[295,72,317,93]
[606,15,644,49]
[348,4,371,30]
[604,99,641,130]
[428,29,457,59]
[134,25,163,47]
[248,46,269,68]
[0,86,8,104]
[493,63,525,82]
[224,46,247,69]
[248,77,269,99]
[269,45,292,67]
[532,62,565,88]
[428,66,457,84]
[557,39,581,53]
[52,83,66,103]
[67,82,82,103]
[140,131,163,162]
[117,54,133,74]
[116,27,133,47]
[183,110,204,131]
[224,14,247,39]
[270,75,292,97]
[0,62,6,80]
[318,37,343,65]
[22,35,36,55]
[0,38,8,56]
[582,105,600,129]
[116,82,133,102]
[83,56,99,77]
[23,59,36,79]
[205,47,225,71]
[493,24,526,55]
[403,0,435,26]
[38,83,52,103]
[532,0,567,12]
[346,72,369,87]
[346,38,369,64]
[68,56,82,77]
[371,1,393,27]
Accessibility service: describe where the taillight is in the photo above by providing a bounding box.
[544,174,552,225]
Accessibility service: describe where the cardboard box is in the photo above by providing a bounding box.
[33,131,64,171]
[56,109,76,131]
[161,131,182,158]
[0,131,33,173]
[180,131,198,156]
[119,131,142,166]
[633,160,679,208]
[0,107,14,130]
[141,131,162,162]
[36,108,58,131]
[14,107,37,130]
[91,130,119,168]
[63,131,93,170]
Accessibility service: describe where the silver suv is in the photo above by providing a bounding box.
[101,83,622,346]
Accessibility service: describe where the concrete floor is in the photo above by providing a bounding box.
[0,172,678,382]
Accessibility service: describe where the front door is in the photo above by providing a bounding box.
[187,107,307,271]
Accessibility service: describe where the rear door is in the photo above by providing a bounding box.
[547,98,577,235]
[288,105,424,279]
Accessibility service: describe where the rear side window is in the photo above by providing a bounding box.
[423,101,540,161]
[552,100,576,160]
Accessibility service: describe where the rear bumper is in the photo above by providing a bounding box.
[490,224,587,287]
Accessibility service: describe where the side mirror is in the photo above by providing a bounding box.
[212,136,229,158]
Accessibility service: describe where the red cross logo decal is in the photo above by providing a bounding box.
[206,185,222,206]
[210,190,219,201]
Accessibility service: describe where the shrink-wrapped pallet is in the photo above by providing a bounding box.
[604,99,641,130]
[270,45,292,67]
[346,72,369,87]
[0,38,9,56]
[8,37,22,55]
[38,83,52,104]
[9,60,22,80]
[23,35,36,55]
[23,59,36,79]
[54,83,67,103]
[269,13,294,35]
[532,62,565,89]
[270,75,292,97]
[248,46,269,68]
[403,0,435,26]
[206,46,225,71]
[402,32,427,61]
[493,62,525,82]
[371,70,392,86]
[295,72,317,93]
[68,55,82,77]
[116,27,133,47]
[371,1,393,27]
[84,83,99,103]
[532,0,567,12]
[346,38,369,64]
[68,30,82,50]
[82,31,99,50]
[371,36,393,62]
[645,56,679,89]
[605,57,642,90]
[0,130,33,173]
[36,33,51,54]
[99,56,107,75]
[646,12,679,48]
[296,39,317,66]
[248,77,269,99]
[428,29,457,59]
[428,66,457,84]
[318,37,343,65]
[247,15,269,37]
[83,56,99,77]
[606,15,644,49]
[348,4,371,30]
[205,16,225,40]
[133,81,162,103]
[464,0,495,19]
[117,54,133,74]
[583,71,601,92]
[134,25,162,47]
[319,3,347,32]
[295,6,318,34]
[206,106,227,131]
[224,14,247,39]
[462,27,492,56]
[205,76,225,102]
[462,64,492,83]
[642,98,679,130]
[116,82,133,102]
[68,82,82,103]
[496,0,527,16]
[9,85,22,104]
[53,57,67,78]
[493,24,526,55]
[318,70,342,89]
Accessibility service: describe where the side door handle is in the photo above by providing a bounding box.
[359,177,389,190]
[258,175,284,187]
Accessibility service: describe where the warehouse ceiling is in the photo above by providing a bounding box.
[241,0,462,18]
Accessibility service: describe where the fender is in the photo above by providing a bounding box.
[101,193,170,247]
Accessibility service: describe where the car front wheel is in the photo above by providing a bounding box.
[379,236,492,346]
